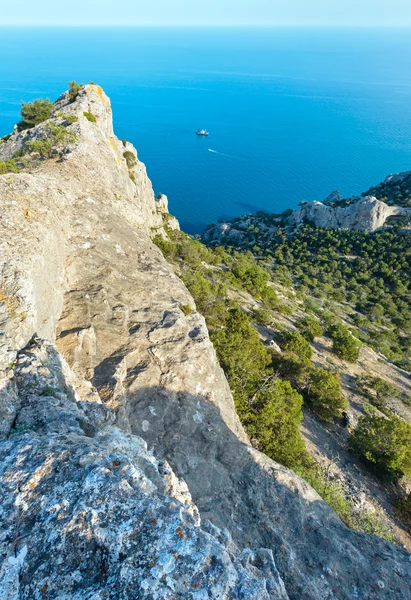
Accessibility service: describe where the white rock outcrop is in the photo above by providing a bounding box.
[290,196,411,231]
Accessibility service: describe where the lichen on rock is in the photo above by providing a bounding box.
[0,339,287,599]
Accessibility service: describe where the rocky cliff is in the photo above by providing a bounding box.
[290,196,411,231]
[203,192,411,246]
[1,85,410,599]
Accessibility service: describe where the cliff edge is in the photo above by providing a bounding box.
[1,85,410,599]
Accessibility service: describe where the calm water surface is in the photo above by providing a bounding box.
[0,27,411,232]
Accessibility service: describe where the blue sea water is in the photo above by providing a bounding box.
[0,27,411,233]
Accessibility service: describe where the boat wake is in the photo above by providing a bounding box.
[208,149,237,158]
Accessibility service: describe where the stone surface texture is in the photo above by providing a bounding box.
[290,196,411,231]
[0,339,287,600]
[1,85,410,599]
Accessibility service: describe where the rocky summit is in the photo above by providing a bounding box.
[0,85,410,599]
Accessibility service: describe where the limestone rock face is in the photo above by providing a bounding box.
[1,85,411,599]
[203,221,247,244]
[0,339,287,600]
[290,196,411,231]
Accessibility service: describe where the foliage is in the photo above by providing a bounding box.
[42,385,56,397]
[349,415,411,481]
[64,115,79,124]
[329,323,361,362]
[298,463,393,541]
[180,303,192,316]
[216,221,411,366]
[248,379,308,467]
[25,123,77,159]
[297,315,323,341]
[281,331,313,360]
[68,81,82,101]
[18,98,54,130]
[212,308,308,467]
[232,256,269,294]
[153,225,400,538]
[357,376,404,413]
[0,159,19,174]
[250,306,273,326]
[394,493,411,533]
[305,367,347,421]
[123,150,137,168]
[83,111,97,123]
[363,172,411,208]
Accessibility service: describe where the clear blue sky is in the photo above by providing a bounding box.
[1,0,411,26]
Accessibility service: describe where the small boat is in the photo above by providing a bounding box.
[196,129,209,136]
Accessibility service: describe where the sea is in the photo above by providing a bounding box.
[0,26,411,233]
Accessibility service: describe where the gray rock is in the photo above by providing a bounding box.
[384,170,411,185]
[0,84,410,599]
[0,339,287,600]
[290,196,411,231]
[323,190,342,205]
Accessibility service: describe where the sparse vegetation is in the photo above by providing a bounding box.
[180,303,192,316]
[0,159,20,174]
[123,150,137,168]
[153,225,402,541]
[250,306,273,326]
[305,367,347,421]
[329,323,361,362]
[349,415,411,481]
[64,115,79,125]
[18,98,54,130]
[83,111,97,123]
[25,123,77,159]
[68,81,82,101]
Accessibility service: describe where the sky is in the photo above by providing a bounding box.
[1,0,411,27]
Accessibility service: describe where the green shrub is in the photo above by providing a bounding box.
[0,134,11,144]
[305,367,347,421]
[248,379,309,468]
[349,415,411,481]
[297,316,323,340]
[25,123,77,159]
[329,323,361,362]
[180,304,193,316]
[18,98,54,130]
[282,331,313,360]
[123,150,137,169]
[250,307,272,326]
[229,253,270,296]
[0,159,19,174]
[64,115,79,124]
[68,81,82,101]
[42,385,56,397]
[276,303,293,316]
[83,111,97,123]
[152,235,177,258]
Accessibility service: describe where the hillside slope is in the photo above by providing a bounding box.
[0,85,410,599]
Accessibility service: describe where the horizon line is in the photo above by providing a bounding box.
[1,23,411,28]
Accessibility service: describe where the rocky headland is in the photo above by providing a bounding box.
[1,85,411,599]
[203,190,411,246]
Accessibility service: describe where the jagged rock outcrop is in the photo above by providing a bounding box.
[203,192,411,246]
[1,85,411,599]
[0,339,287,599]
[383,170,411,186]
[290,196,411,231]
